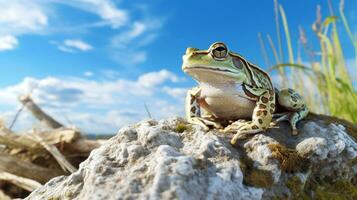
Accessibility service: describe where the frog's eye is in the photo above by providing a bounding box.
[232,57,244,69]
[210,42,228,60]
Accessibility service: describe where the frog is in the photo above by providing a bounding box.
[182,42,308,145]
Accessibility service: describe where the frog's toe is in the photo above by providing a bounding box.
[224,121,247,132]
[189,117,210,130]
[230,132,250,144]
[230,129,263,145]
[292,128,299,136]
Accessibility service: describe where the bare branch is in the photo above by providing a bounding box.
[0,171,42,192]
[30,132,77,173]
[19,95,63,129]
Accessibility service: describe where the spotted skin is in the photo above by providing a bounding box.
[273,88,309,135]
[225,87,275,144]
[186,85,308,145]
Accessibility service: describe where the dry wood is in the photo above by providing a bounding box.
[0,96,106,199]
[0,190,11,200]
[0,128,101,154]
[0,153,62,183]
[0,171,42,192]
[31,133,77,173]
[19,95,63,129]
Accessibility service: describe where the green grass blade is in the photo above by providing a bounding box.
[279,5,294,63]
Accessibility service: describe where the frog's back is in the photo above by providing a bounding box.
[231,53,273,90]
[246,63,273,90]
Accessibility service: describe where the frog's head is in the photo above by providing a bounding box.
[182,42,248,83]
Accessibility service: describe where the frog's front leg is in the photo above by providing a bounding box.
[227,88,275,145]
[185,87,222,130]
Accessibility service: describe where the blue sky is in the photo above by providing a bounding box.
[0,0,356,134]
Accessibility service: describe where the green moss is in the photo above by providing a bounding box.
[284,174,357,200]
[285,176,309,200]
[244,169,274,188]
[240,156,274,188]
[175,123,188,133]
[314,180,357,200]
[268,143,309,173]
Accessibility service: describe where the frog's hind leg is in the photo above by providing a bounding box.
[275,88,309,135]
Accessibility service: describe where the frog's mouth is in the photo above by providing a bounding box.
[183,65,237,74]
[183,65,242,82]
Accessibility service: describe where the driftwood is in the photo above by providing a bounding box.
[0,128,101,154]
[0,190,11,200]
[31,133,77,173]
[0,152,62,183]
[0,130,103,198]
[19,95,63,129]
[0,94,108,198]
[0,171,42,192]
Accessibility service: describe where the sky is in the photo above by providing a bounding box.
[0,0,356,134]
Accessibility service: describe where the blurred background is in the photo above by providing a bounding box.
[0,0,356,135]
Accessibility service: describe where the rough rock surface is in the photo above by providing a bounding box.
[26,114,357,200]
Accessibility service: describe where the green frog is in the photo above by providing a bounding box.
[182,42,308,145]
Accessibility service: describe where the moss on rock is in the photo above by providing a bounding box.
[175,123,188,133]
[314,180,357,200]
[240,155,274,188]
[268,143,309,173]
[285,176,309,200]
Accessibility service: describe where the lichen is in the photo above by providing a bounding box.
[268,143,309,173]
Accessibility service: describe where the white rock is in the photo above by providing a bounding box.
[26,117,357,200]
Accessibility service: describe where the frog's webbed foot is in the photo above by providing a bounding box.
[189,117,222,130]
[223,121,264,145]
[275,88,309,135]
[270,107,308,136]
[223,119,248,132]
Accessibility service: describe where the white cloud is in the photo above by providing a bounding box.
[52,39,93,53]
[111,22,146,48]
[0,35,19,51]
[110,19,164,65]
[0,0,48,36]
[84,71,94,77]
[0,0,128,51]
[54,0,128,28]
[64,39,93,51]
[101,69,120,79]
[162,87,187,100]
[0,1,47,51]
[111,50,147,65]
[0,0,163,66]
[137,70,178,88]
[0,69,185,133]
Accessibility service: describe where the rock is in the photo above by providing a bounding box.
[26,114,357,200]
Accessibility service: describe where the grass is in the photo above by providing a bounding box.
[260,0,357,123]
